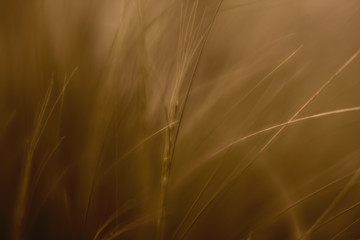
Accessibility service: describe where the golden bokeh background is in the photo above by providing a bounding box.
[1,0,360,239]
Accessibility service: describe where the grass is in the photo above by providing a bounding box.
[1,0,360,239]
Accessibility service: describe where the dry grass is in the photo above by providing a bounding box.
[1,0,360,239]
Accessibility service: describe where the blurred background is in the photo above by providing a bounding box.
[1,0,360,239]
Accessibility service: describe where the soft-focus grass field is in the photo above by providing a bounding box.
[1,0,360,239]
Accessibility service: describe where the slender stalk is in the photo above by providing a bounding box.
[158,1,224,239]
